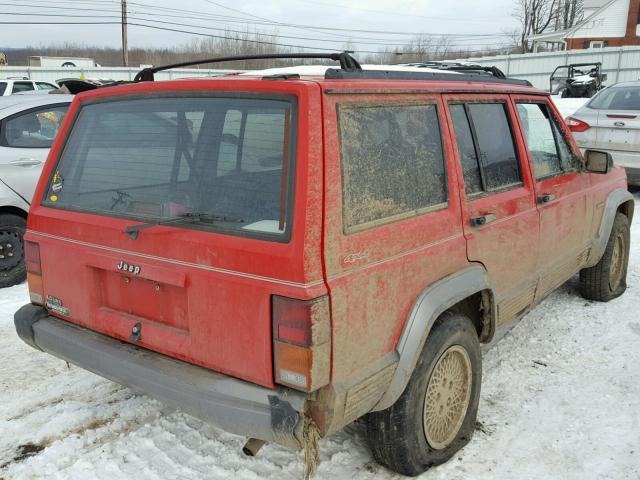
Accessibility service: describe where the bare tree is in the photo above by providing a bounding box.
[555,0,584,30]
[514,0,558,52]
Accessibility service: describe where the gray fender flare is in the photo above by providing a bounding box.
[586,188,634,267]
[372,265,496,412]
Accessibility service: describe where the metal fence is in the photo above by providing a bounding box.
[465,46,640,90]
[0,66,232,83]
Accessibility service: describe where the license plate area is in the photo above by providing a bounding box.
[87,253,189,332]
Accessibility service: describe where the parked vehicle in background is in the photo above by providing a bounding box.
[0,94,72,287]
[550,63,607,98]
[566,81,640,186]
[28,56,97,68]
[0,79,59,96]
[13,53,633,477]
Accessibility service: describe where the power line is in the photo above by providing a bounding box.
[2,10,512,48]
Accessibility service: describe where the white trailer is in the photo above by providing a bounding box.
[27,56,97,68]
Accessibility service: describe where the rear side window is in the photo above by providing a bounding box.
[0,82,6,96]
[516,102,579,179]
[450,102,521,194]
[588,85,640,110]
[339,104,447,231]
[36,82,57,91]
[2,105,69,148]
[44,96,296,241]
[11,82,34,94]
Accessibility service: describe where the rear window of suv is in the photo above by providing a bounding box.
[43,95,296,241]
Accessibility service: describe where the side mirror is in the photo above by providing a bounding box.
[601,73,608,82]
[585,149,611,174]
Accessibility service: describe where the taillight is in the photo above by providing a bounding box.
[25,241,44,305]
[566,116,590,133]
[272,295,330,392]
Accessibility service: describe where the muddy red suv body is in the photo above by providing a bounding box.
[14,55,634,475]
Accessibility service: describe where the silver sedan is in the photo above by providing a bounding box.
[0,94,73,287]
[566,81,640,186]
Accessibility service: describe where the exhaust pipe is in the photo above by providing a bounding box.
[242,438,266,457]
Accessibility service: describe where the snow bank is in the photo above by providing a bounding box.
[1,193,639,479]
[551,96,590,119]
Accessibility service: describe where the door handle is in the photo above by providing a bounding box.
[10,158,42,167]
[470,213,497,227]
[537,194,556,204]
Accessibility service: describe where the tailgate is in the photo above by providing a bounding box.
[27,85,326,389]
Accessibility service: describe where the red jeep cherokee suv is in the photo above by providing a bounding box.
[14,53,633,476]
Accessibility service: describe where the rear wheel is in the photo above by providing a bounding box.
[0,214,27,288]
[365,313,481,476]
[580,212,630,301]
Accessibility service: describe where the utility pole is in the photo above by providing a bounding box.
[121,0,129,67]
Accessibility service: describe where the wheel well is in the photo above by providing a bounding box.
[446,290,494,343]
[0,206,28,220]
[617,199,634,223]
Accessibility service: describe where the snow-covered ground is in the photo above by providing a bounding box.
[1,190,639,480]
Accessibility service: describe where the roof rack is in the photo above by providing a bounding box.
[400,61,509,79]
[324,69,532,87]
[134,52,362,82]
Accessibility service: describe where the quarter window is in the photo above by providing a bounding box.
[0,82,6,96]
[450,102,522,194]
[339,104,447,231]
[11,82,34,94]
[3,106,69,148]
[516,102,579,178]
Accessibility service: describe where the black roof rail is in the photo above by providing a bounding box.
[398,62,511,79]
[324,68,532,87]
[134,51,362,82]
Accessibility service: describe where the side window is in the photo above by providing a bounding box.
[449,105,482,195]
[3,106,69,148]
[450,102,521,194]
[0,82,6,96]
[516,102,580,179]
[339,104,447,231]
[11,82,34,94]
[36,82,57,91]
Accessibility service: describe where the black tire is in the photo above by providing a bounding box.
[580,212,630,302]
[0,213,27,288]
[365,313,482,476]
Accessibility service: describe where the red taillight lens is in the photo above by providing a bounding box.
[272,295,330,392]
[25,241,43,305]
[24,241,41,275]
[566,116,590,133]
[273,296,315,346]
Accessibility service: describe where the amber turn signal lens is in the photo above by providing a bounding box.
[27,272,44,305]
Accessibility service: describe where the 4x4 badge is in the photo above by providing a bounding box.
[117,261,141,275]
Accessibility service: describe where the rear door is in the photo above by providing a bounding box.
[26,83,326,389]
[444,94,539,327]
[513,96,590,300]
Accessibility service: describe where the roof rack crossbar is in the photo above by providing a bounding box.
[134,51,362,82]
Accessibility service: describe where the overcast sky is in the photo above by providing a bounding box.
[3,0,520,53]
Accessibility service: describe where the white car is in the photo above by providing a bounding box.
[566,81,640,186]
[0,94,73,287]
[0,79,59,96]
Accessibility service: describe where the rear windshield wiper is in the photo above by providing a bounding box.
[124,212,243,240]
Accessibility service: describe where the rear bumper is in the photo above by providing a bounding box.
[14,304,306,449]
